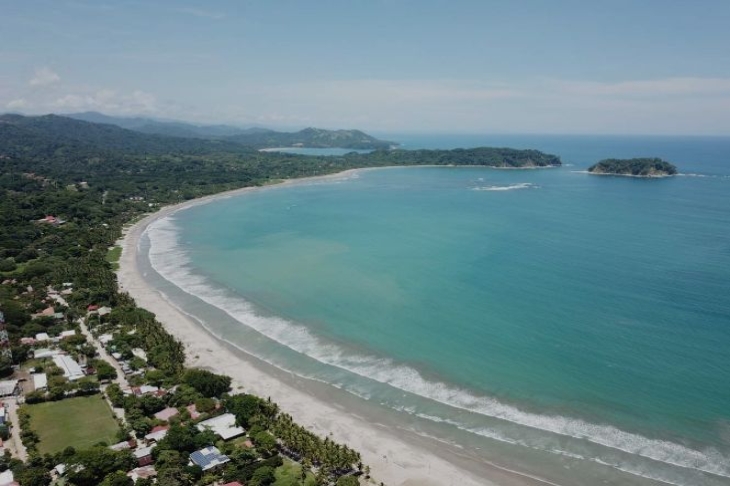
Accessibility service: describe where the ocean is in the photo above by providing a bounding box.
[140,135,730,485]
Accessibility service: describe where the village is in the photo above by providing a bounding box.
[0,279,364,486]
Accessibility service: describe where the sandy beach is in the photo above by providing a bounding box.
[117,171,549,486]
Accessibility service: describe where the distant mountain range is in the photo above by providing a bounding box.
[66,112,395,150]
[0,113,251,156]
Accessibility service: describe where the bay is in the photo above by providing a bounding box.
[145,135,730,485]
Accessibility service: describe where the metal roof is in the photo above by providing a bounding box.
[189,446,230,471]
[196,413,245,440]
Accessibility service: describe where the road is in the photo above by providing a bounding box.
[5,397,27,461]
[78,318,131,428]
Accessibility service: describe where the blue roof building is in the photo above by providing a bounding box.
[189,446,230,471]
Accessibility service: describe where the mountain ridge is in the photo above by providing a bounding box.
[64,111,394,149]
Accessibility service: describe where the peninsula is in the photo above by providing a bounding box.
[587,157,678,177]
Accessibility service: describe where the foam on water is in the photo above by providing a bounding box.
[471,182,538,191]
[146,215,730,482]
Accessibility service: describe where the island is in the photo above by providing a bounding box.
[587,158,677,177]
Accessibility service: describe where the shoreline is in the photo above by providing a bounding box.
[117,169,550,486]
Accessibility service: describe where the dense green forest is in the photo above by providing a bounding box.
[587,158,677,176]
[224,127,394,150]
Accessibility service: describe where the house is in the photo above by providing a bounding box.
[59,330,76,339]
[144,425,169,443]
[31,307,55,320]
[109,439,134,452]
[87,305,99,312]
[97,306,112,316]
[32,373,48,392]
[19,337,35,346]
[0,468,16,486]
[37,215,64,226]
[98,333,114,345]
[132,385,166,397]
[127,465,157,482]
[133,445,155,467]
[34,332,51,341]
[131,348,147,361]
[52,355,85,381]
[0,381,19,397]
[153,407,179,422]
[189,446,230,471]
[196,413,245,440]
[52,464,66,478]
[32,348,58,359]
[186,404,202,420]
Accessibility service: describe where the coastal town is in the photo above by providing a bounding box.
[0,276,365,486]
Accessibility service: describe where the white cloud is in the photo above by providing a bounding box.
[5,73,729,135]
[201,76,730,134]
[29,67,61,87]
[52,89,158,114]
[175,7,225,20]
[551,77,730,98]
[6,98,28,110]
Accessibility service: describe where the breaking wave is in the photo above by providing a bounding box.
[145,215,730,483]
[471,183,538,191]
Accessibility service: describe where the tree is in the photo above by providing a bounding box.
[144,369,167,387]
[155,424,198,453]
[156,466,192,486]
[253,431,277,457]
[138,394,165,415]
[14,465,52,486]
[194,396,215,414]
[225,393,277,429]
[64,447,135,486]
[77,377,99,395]
[0,355,13,378]
[99,471,134,486]
[181,369,230,398]
[105,383,124,407]
[250,466,275,486]
[154,450,184,471]
[94,360,117,381]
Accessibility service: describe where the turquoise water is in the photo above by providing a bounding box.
[145,136,730,485]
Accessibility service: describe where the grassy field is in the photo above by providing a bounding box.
[26,396,120,454]
[274,458,317,486]
[105,246,122,270]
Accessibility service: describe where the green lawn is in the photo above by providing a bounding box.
[274,458,316,486]
[26,396,120,454]
[105,246,122,270]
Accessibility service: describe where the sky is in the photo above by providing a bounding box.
[2,0,730,134]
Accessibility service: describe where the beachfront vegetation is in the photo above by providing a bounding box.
[587,158,677,176]
[105,246,122,271]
